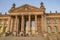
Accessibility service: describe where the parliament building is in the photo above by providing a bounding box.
[0,2,60,39]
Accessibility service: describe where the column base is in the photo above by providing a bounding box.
[2,33,6,37]
[13,31,17,36]
[20,32,24,36]
[35,31,38,35]
[20,31,32,37]
[26,32,31,36]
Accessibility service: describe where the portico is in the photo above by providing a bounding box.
[9,14,43,36]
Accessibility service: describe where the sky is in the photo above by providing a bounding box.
[0,0,60,14]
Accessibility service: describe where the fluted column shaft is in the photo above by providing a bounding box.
[7,17,11,32]
[10,17,13,32]
[21,15,24,33]
[35,15,37,32]
[28,15,31,34]
[2,20,5,33]
[44,15,47,33]
[41,15,44,33]
[14,16,18,32]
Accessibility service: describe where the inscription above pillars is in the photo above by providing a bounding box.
[21,15,24,33]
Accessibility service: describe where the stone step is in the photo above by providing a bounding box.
[0,36,46,40]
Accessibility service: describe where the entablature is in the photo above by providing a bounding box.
[9,12,44,15]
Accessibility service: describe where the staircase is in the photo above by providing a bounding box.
[0,36,46,40]
[0,33,59,40]
[0,34,47,40]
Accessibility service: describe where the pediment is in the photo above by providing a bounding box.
[9,4,40,13]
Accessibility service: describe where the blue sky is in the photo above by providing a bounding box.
[0,0,60,14]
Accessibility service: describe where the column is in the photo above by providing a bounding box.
[14,16,18,32]
[13,16,18,36]
[21,15,24,33]
[35,15,38,33]
[41,15,44,33]
[43,17,47,37]
[10,17,13,32]
[28,15,31,35]
[16,16,18,32]
[44,15,47,32]
[16,17,19,33]
[2,20,4,33]
[7,17,11,32]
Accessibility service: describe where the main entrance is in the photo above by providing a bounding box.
[17,15,41,35]
[17,15,35,34]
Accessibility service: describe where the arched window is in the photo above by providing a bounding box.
[47,26,51,33]
[54,26,57,32]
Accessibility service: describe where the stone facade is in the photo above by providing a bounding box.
[0,2,60,40]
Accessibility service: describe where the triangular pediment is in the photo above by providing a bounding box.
[9,4,40,13]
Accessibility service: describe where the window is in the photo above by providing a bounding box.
[53,20,56,24]
[47,26,51,33]
[25,8,28,10]
[4,20,8,25]
[54,26,57,32]
[47,20,50,24]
